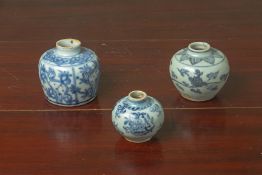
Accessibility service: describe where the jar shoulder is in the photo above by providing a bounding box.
[39,47,99,67]
[170,47,228,68]
[112,96,163,116]
[170,49,229,73]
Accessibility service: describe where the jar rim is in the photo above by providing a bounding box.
[56,39,81,50]
[188,42,210,53]
[128,90,147,102]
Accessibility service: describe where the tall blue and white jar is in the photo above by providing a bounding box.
[169,42,230,101]
[38,39,100,106]
[112,90,164,143]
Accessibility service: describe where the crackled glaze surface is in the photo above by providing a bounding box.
[112,91,164,143]
[39,39,100,106]
[169,42,230,101]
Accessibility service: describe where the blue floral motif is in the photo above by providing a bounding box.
[176,48,224,66]
[182,81,190,87]
[175,83,184,91]
[112,94,164,142]
[39,64,47,83]
[42,48,96,67]
[39,62,99,106]
[178,68,189,77]
[170,70,177,80]
[59,71,72,85]
[80,87,94,99]
[115,104,127,117]
[207,71,219,81]
[150,104,160,113]
[79,62,98,84]
[172,68,226,94]
[171,45,229,99]
[150,104,162,117]
[46,87,58,99]
[123,112,155,136]
[220,73,229,81]
[79,65,92,83]
[190,88,202,94]
[47,67,56,81]
[188,69,207,87]
[39,43,100,106]
[70,84,81,94]
[63,94,73,104]
[114,98,153,117]
[207,84,218,91]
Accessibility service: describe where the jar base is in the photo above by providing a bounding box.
[46,96,96,107]
[181,93,215,102]
[124,137,152,143]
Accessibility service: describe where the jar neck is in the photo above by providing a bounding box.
[55,39,81,57]
[187,42,212,57]
[128,90,148,103]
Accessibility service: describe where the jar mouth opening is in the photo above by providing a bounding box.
[188,42,210,52]
[56,39,81,49]
[128,90,147,101]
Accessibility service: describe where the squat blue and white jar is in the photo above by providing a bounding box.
[38,39,100,106]
[169,42,230,101]
[112,90,164,143]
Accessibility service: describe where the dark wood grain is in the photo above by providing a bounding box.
[0,0,261,41]
[0,0,262,174]
[0,109,262,175]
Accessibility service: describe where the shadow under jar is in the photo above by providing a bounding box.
[169,42,230,101]
[38,39,100,106]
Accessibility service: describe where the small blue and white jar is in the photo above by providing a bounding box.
[112,90,164,143]
[38,39,100,106]
[169,42,230,101]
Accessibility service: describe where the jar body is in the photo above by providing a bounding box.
[39,41,100,106]
[169,42,230,101]
[112,91,164,143]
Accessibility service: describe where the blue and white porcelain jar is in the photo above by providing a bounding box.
[112,90,164,143]
[38,39,100,106]
[169,42,230,101]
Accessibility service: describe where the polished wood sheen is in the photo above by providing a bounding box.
[0,0,261,174]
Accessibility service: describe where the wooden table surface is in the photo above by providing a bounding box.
[0,0,262,174]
